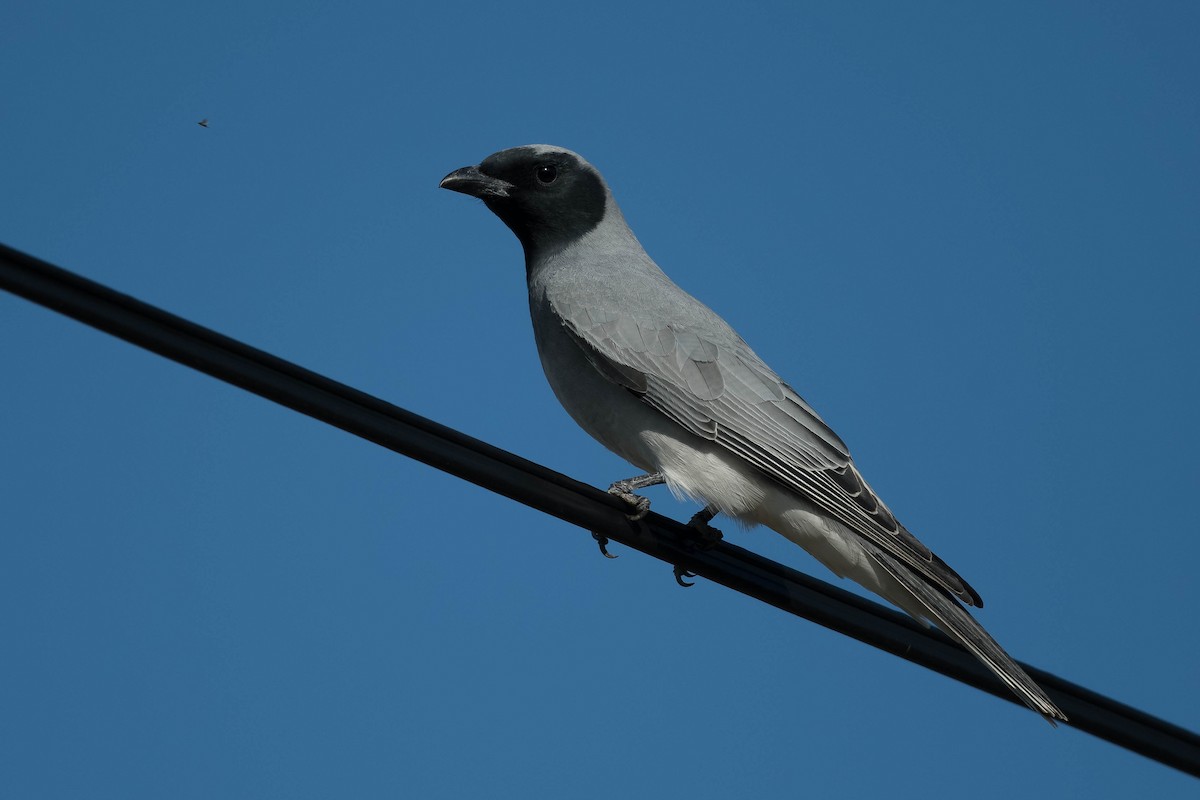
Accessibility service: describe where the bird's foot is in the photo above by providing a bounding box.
[686,505,724,550]
[606,472,665,521]
[608,488,651,520]
[670,505,723,588]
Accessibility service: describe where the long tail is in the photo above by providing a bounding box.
[864,542,1067,723]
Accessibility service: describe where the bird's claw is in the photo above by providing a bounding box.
[592,532,619,559]
[674,565,696,587]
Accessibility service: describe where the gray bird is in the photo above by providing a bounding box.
[440,144,1065,722]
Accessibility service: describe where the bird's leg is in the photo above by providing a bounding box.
[686,504,724,549]
[591,472,666,559]
[671,505,723,587]
[605,472,665,521]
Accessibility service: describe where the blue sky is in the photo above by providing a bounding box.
[2,2,1198,797]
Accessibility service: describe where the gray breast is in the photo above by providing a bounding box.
[527,291,677,473]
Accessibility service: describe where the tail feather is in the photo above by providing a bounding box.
[864,543,1067,723]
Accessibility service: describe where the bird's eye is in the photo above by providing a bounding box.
[535,164,558,185]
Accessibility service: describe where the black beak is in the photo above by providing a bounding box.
[439,165,513,199]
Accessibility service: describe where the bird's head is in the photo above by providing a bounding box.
[440,145,610,257]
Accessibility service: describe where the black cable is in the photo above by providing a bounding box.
[2,240,1198,777]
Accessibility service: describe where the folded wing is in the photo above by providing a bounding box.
[553,298,982,607]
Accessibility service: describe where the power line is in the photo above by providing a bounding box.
[2,240,1198,778]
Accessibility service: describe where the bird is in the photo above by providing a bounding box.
[197,119,209,128]
[439,144,1066,722]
